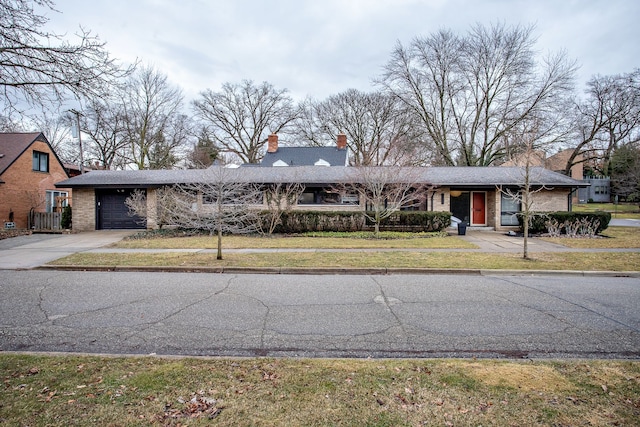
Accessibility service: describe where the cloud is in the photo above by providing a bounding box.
[49,0,640,102]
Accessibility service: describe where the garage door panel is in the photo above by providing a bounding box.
[97,190,146,230]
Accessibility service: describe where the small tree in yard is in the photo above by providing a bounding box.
[125,168,263,259]
[261,182,304,235]
[125,187,183,230]
[337,166,427,238]
[499,129,552,259]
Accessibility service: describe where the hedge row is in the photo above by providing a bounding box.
[272,211,365,233]
[369,211,452,232]
[269,211,451,233]
[518,211,611,235]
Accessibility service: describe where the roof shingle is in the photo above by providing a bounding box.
[56,165,587,189]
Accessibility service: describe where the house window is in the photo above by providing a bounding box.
[45,190,68,212]
[32,151,49,172]
[297,188,358,205]
[298,191,316,205]
[500,192,521,226]
[341,193,359,205]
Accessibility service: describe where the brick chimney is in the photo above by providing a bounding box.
[267,133,278,153]
[337,133,347,150]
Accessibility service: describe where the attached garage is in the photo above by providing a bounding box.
[96,189,146,230]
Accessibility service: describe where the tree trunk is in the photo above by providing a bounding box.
[217,225,223,260]
[523,212,529,259]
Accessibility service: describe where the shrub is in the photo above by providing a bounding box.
[271,210,452,233]
[273,211,366,233]
[520,211,611,235]
[371,211,452,232]
[61,206,72,229]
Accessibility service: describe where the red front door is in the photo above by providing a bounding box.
[472,192,486,225]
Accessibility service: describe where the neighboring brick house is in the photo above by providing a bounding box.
[502,148,587,204]
[0,132,70,229]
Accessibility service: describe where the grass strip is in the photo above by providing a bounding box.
[1,354,638,426]
[50,251,640,271]
[113,233,478,250]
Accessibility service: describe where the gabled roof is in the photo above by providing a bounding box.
[260,146,348,167]
[56,165,588,189]
[0,132,42,176]
[0,132,68,179]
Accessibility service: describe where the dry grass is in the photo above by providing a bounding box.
[1,354,638,426]
[113,232,478,250]
[51,251,640,271]
[541,226,640,249]
[574,203,640,219]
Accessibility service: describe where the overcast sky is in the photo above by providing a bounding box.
[48,0,639,102]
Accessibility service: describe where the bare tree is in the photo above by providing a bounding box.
[80,97,128,169]
[499,125,553,259]
[192,80,298,164]
[296,89,428,165]
[564,70,640,175]
[261,182,304,235]
[0,0,134,114]
[176,169,263,259]
[119,66,191,169]
[28,110,76,163]
[377,23,576,166]
[127,168,262,259]
[336,167,427,237]
[125,187,183,229]
[609,144,640,202]
[0,114,25,131]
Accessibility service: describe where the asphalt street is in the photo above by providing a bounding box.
[1,270,638,359]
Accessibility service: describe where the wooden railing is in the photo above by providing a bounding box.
[29,212,62,230]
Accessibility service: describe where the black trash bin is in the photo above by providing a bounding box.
[457,221,467,235]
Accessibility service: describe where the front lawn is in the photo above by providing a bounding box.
[113,231,478,250]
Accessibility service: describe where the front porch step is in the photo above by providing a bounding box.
[467,226,495,231]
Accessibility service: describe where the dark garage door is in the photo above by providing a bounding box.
[96,189,146,230]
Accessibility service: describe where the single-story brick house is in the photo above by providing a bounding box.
[56,163,587,232]
[1,132,71,229]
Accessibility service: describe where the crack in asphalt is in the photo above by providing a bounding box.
[224,275,272,352]
[371,276,408,338]
[493,276,640,334]
[122,275,238,343]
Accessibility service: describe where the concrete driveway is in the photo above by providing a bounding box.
[0,231,135,270]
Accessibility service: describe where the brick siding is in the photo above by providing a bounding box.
[71,188,95,231]
[0,140,70,229]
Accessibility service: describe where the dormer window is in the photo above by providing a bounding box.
[314,159,330,166]
[273,160,289,167]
